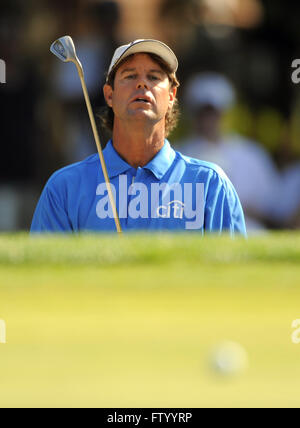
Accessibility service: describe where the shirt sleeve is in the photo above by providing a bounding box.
[30,182,73,233]
[204,170,247,237]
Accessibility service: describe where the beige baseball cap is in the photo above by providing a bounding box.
[106,39,178,82]
[184,73,235,111]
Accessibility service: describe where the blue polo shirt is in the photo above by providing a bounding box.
[30,140,246,235]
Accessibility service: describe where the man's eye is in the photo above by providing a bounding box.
[125,74,136,79]
[149,75,160,81]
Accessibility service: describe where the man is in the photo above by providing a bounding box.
[31,39,246,235]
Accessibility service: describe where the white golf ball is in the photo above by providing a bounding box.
[210,341,249,376]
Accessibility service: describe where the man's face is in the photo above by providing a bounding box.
[103,53,177,129]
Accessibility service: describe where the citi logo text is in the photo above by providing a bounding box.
[157,200,185,219]
[0,60,6,84]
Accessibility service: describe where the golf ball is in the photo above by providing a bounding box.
[210,341,249,376]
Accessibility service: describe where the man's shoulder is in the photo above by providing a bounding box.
[47,153,99,186]
[174,149,228,181]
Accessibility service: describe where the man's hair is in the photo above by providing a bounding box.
[99,53,180,137]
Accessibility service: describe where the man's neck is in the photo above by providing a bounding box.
[112,120,165,168]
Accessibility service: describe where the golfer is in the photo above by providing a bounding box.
[31,39,246,235]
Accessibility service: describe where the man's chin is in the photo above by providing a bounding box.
[128,109,156,120]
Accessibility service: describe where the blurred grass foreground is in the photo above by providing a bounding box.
[0,232,300,408]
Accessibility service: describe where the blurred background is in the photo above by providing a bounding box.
[1,0,300,233]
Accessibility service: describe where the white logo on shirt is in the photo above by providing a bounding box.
[157,200,185,219]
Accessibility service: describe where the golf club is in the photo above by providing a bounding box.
[50,35,122,233]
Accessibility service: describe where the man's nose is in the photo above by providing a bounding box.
[136,76,148,89]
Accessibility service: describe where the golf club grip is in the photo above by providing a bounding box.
[77,68,122,233]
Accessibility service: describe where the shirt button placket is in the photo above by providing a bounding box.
[127,167,142,229]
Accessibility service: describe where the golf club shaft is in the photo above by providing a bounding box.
[75,64,122,234]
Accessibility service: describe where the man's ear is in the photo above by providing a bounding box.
[103,83,113,108]
[169,86,177,108]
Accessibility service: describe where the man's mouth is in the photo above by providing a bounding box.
[131,95,152,104]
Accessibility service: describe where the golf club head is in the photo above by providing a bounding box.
[50,36,80,64]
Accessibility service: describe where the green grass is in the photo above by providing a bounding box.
[0,232,300,407]
[1,232,300,265]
